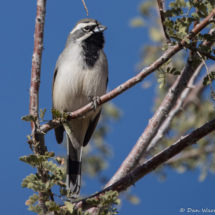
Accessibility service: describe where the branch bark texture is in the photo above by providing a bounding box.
[30,0,47,131]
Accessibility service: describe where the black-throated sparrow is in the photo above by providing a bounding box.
[52,19,108,198]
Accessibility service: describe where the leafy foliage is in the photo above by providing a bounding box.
[51,108,69,120]
[20,152,55,167]
[21,102,122,214]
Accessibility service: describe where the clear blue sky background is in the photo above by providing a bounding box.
[1,0,215,214]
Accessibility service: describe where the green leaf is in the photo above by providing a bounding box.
[183,38,190,44]
[180,0,186,7]
[169,2,177,7]
[42,160,63,176]
[51,109,61,118]
[191,13,200,19]
[39,108,46,122]
[206,2,213,13]
[164,18,174,29]
[150,28,163,42]
[203,71,215,86]
[176,0,181,6]
[129,17,144,27]
[28,205,42,213]
[127,194,140,205]
[45,200,60,212]
[45,181,50,190]
[26,194,40,205]
[113,199,121,205]
[65,201,74,213]
[19,154,44,166]
[186,1,191,8]
[162,44,168,51]
[159,81,165,88]
[179,26,187,33]
[86,198,100,206]
[158,78,164,82]
[21,115,37,122]
[100,191,119,206]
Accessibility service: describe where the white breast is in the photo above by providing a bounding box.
[53,44,108,113]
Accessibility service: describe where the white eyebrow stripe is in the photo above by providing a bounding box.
[70,22,97,34]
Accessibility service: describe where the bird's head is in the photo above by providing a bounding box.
[67,18,107,47]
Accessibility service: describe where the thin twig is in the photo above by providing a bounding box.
[186,44,215,61]
[82,0,88,16]
[183,64,215,107]
[157,0,171,44]
[197,51,215,100]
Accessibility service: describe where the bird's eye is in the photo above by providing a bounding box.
[84,26,91,31]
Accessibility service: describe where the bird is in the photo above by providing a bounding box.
[52,18,108,198]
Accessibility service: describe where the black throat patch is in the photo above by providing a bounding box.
[82,32,105,67]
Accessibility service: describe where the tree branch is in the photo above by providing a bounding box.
[166,144,215,164]
[30,0,46,131]
[183,77,205,107]
[197,51,215,100]
[105,23,215,187]
[73,117,215,211]
[186,44,215,61]
[29,0,48,214]
[189,7,199,61]
[157,0,171,44]
[38,9,215,135]
[146,62,204,152]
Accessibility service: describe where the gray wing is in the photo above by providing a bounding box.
[52,67,64,144]
[83,110,101,147]
[83,77,108,147]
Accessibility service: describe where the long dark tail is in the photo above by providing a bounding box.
[66,134,82,198]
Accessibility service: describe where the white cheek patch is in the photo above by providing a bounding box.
[70,22,96,34]
[76,31,93,42]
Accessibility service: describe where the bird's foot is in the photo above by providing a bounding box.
[89,96,101,112]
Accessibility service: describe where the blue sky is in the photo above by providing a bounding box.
[1,0,215,214]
